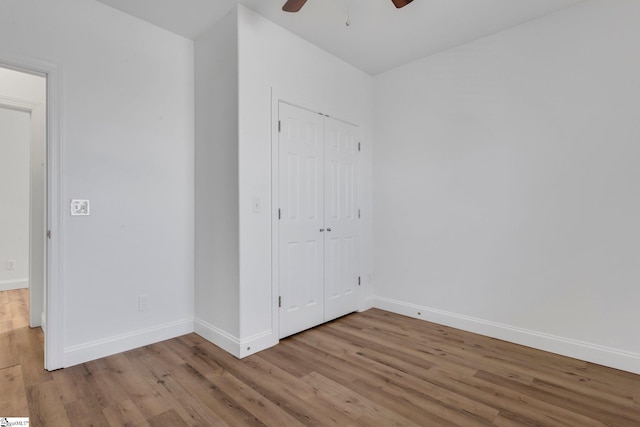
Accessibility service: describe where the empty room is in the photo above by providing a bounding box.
[1,0,639,425]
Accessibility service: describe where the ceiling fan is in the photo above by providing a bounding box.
[282,0,414,13]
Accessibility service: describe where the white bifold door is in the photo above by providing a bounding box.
[278,102,359,339]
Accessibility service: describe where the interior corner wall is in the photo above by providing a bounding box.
[1,0,195,367]
[236,5,374,352]
[372,0,640,374]
[194,8,241,352]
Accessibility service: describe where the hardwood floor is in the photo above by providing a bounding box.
[1,301,639,426]
[0,288,30,333]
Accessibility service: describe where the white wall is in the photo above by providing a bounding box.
[0,0,194,367]
[194,8,241,350]
[237,5,374,353]
[0,107,30,288]
[373,0,640,374]
[194,5,373,357]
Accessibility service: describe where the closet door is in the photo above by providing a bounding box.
[324,117,359,321]
[278,102,325,338]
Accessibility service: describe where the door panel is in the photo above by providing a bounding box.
[278,102,325,338]
[278,103,359,338]
[324,117,359,321]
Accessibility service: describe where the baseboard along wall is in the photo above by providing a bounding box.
[0,278,29,292]
[63,318,194,368]
[368,295,640,375]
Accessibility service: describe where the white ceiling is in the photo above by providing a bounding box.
[96,0,584,75]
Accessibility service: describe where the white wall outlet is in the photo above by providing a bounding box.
[138,294,149,312]
[71,199,90,216]
[6,260,16,270]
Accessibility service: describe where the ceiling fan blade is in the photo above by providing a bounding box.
[282,0,308,12]
[390,0,414,8]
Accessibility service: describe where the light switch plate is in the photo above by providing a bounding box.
[252,197,261,214]
[71,199,90,216]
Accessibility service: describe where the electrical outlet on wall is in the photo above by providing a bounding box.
[6,260,16,270]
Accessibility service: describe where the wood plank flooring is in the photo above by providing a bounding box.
[0,288,29,333]
[1,293,639,426]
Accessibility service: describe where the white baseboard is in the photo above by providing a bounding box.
[0,279,29,291]
[63,318,194,368]
[359,294,376,312]
[194,318,278,359]
[370,296,640,375]
[239,330,278,358]
[195,319,241,357]
[40,312,46,335]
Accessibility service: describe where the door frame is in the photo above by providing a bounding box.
[271,88,362,339]
[0,54,64,370]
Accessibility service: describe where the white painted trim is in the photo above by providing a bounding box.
[358,294,376,312]
[63,318,194,368]
[40,311,46,335]
[270,87,281,341]
[28,102,46,328]
[370,295,640,375]
[45,61,65,371]
[0,279,29,291]
[195,320,277,359]
[195,318,241,358]
[0,94,40,111]
[239,330,278,358]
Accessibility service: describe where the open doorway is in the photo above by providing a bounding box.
[0,66,47,352]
